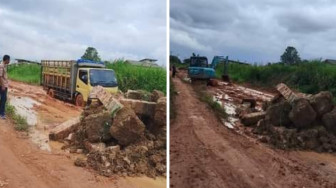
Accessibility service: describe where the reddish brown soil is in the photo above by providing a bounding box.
[8,80,82,128]
[170,73,336,188]
[0,81,166,188]
[0,119,142,188]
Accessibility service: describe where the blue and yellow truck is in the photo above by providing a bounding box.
[41,59,118,106]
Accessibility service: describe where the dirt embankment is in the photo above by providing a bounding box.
[170,72,336,188]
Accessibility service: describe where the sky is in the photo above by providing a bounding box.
[0,0,166,65]
[170,0,336,64]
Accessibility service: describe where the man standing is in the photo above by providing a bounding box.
[172,64,177,78]
[0,55,10,119]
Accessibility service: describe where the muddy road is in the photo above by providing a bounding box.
[170,73,336,188]
[0,81,165,188]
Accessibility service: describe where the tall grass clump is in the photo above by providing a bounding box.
[5,104,29,131]
[106,59,166,93]
[216,60,336,98]
[7,60,166,94]
[7,64,41,84]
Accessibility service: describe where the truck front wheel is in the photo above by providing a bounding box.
[75,94,85,107]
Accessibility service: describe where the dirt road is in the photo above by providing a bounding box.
[0,81,165,188]
[170,74,336,188]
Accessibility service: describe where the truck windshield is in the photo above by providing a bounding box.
[190,58,208,67]
[89,69,118,87]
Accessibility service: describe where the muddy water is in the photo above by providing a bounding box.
[9,96,40,125]
[9,96,52,151]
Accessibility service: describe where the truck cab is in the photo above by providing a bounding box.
[41,59,118,106]
[188,56,216,80]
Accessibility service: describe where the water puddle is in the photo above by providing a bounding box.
[9,96,40,125]
[9,96,51,152]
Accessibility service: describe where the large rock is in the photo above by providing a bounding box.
[49,117,81,141]
[110,107,145,146]
[265,100,292,127]
[151,90,165,102]
[309,91,334,117]
[241,112,266,126]
[154,97,166,128]
[84,141,106,152]
[119,98,156,119]
[84,112,112,143]
[269,126,298,149]
[126,90,152,101]
[289,98,316,128]
[322,107,336,134]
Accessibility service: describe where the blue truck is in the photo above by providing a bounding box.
[188,55,229,81]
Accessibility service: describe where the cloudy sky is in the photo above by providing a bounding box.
[0,0,166,65]
[170,0,336,64]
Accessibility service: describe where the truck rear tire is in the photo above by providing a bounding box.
[48,89,55,98]
[75,94,85,107]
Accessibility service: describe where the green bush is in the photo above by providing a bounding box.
[216,61,336,99]
[106,60,166,93]
[5,104,29,131]
[7,60,167,94]
[7,64,41,84]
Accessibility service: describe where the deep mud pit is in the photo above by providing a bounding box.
[171,71,336,188]
[1,80,166,188]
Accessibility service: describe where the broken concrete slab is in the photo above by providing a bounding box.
[49,117,81,141]
[322,107,336,134]
[154,97,167,128]
[126,90,152,101]
[241,98,256,108]
[74,158,87,167]
[241,111,266,126]
[89,86,123,116]
[276,83,298,104]
[119,98,156,119]
[110,107,146,146]
[84,141,106,153]
[309,91,334,117]
[105,145,120,153]
[289,98,316,128]
[151,90,165,102]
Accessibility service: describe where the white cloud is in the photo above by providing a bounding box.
[0,0,166,65]
[171,0,336,63]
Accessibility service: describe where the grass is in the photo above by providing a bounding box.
[5,104,29,131]
[7,60,167,94]
[106,59,166,93]
[216,61,336,99]
[197,89,227,119]
[7,64,41,85]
